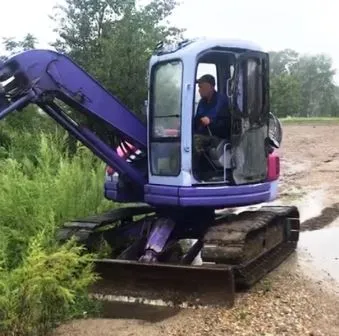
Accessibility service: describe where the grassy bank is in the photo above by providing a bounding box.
[0,131,113,336]
[280,116,339,125]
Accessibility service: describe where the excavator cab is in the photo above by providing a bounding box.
[147,39,278,190]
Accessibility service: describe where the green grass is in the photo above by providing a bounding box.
[0,131,114,336]
[280,116,339,124]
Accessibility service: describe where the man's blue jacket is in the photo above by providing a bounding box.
[194,91,231,139]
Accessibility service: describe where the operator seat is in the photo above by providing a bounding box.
[207,138,231,169]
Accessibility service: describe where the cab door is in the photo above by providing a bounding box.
[230,51,270,185]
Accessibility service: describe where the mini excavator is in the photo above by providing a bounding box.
[0,38,300,307]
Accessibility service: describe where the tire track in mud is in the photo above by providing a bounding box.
[300,203,339,231]
[282,187,339,231]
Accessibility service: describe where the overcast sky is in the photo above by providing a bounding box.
[1,0,338,82]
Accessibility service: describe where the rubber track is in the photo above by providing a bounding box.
[56,204,155,247]
[234,241,297,288]
[202,205,300,287]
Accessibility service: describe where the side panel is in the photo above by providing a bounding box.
[231,52,270,185]
[144,182,272,208]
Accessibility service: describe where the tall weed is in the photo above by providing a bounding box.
[0,131,114,335]
[0,236,99,336]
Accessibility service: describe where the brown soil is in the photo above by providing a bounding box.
[54,123,339,336]
[278,124,339,206]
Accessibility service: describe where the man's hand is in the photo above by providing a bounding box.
[200,116,211,126]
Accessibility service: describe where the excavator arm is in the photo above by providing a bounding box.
[0,49,147,187]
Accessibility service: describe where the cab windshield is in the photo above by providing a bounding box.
[151,60,182,138]
[149,60,182,176]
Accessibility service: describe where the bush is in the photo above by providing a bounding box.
[0,236,99,336]
[0,131,112,269]
[0,131,114,335]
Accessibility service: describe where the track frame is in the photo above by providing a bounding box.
[56,204,300,308]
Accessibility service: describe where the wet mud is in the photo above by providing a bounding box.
[100,301,181,322]
[297,227,339,292]
[301,203,339,231]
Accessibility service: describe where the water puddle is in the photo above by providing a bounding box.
[91,293,198,310]
[288,188,339,294]
[296,227,339,294]
[94,298,181,321]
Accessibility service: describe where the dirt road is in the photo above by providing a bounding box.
[55,123,339,336]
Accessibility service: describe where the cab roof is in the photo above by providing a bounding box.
[153,37,264,58]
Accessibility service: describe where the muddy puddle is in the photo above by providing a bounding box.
[99,300,180,321]
[287,189,339,294]
[295,227,339,294]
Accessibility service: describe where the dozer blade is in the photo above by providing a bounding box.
[90,259,235,308]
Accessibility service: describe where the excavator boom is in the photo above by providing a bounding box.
[0,49,147,187]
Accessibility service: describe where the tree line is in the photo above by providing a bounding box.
[1,0,339,122]
[270,49,339,117]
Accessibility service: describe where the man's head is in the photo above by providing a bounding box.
[197,74,216,99]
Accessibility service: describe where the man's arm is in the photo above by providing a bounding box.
[194,100,205,132]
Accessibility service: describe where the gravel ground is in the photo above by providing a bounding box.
[54,123,339,336]
[55,267,339,336]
